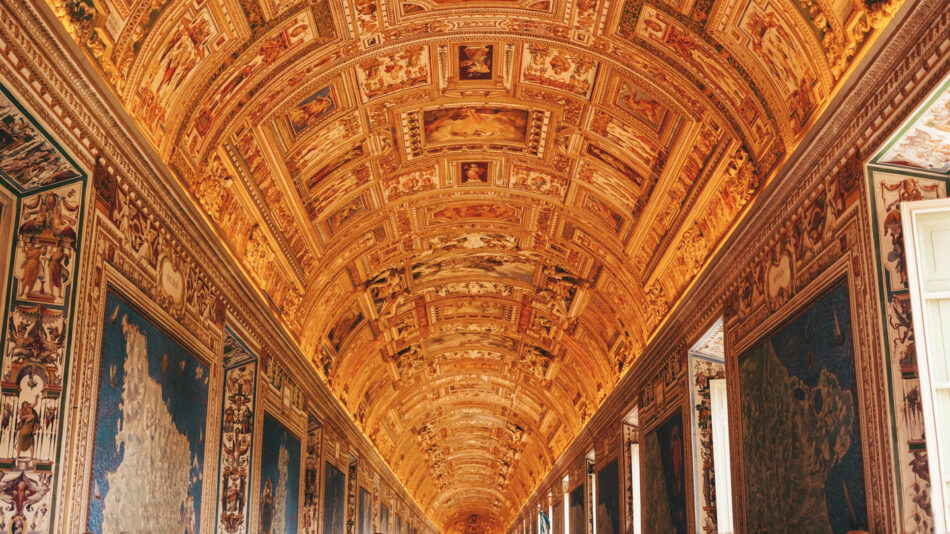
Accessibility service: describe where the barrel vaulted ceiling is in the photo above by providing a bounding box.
[45,0,902,530]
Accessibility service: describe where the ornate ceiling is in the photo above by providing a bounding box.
[44,0,901,530]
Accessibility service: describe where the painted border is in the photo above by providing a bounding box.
[214,326,259,534]
[0,82,89,533]
[687,350,724,534]
[864,163,950,529]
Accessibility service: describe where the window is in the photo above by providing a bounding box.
[544,492,553,534]
[710,379,733,533]
[563,475,570,534]
[624,408,641,534]
[586,450,595,534]
[903,197,950,531]
[689,319,728,533]
[630,442,641,534]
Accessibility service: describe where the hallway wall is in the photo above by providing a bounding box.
[507,3,950,533]
[0,3,438,533]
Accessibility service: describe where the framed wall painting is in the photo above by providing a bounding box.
[568,483,585,534]
[258,413,301,534]
[359,486,372,534]
[736,278,868,533]
[87,289,211,533]
[323,461,346,534]
[596,458,621,534]
[640,411,688,534]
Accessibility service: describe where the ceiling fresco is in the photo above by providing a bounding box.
[877,80,950,174]
[43,0,903,530]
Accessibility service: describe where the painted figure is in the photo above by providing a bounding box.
[15,399,39,459]
[260,479,274,534]
[47,246,66,300]
[19,191,78,241]
[463,163,487,183]
[521,44,598,97]
[459,46,492,79]
[17,243,42,298]
[423,108,528,145]
[289,88,335,135]
[0,93,80,189]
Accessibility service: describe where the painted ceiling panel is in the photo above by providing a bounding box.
[44,0,904,530]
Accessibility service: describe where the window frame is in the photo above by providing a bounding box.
[902,197,950,532]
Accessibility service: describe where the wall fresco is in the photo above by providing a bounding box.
[596,459,620,534]
[302,417,322,533]
[0,90,81,192]
[87,291,209,533]
[738,280,867,533]
[258,414,301,534]
[867,166,949,532]
[323,461,346,534]
[879,86,950,173]
[0,87,85,533]
[641,413,687,534]
[689,355,724,534]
